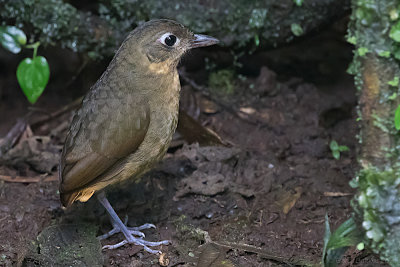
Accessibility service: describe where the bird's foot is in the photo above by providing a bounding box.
[102,237,169,253]
[98,215,169,253]
[98,215,156,240]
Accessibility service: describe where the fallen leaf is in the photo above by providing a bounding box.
[239,107,256,115]
[201,98,220,114]
[276,187,302,214]
[177,109,226,146]
[1,132,61,173]
[174,172,228,199]
[197,243,235,267]
[158,252,169,266]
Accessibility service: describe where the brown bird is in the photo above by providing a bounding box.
[59,19,218,253]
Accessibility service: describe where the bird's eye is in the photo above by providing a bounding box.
[159,32,180,47]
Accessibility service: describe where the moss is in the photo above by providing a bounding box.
[348,0,400,92]
[349,0,400,264]
[1,0,349,58]
[208,69,236,96]
[371,113,395,134]
[291,23,304,36]
[23,224,102,266]
[0,0,117,59]
[173,215,211,257]
[173,215,207,243]
[351,167,400,264]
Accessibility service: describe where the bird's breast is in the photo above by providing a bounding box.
[118,72,180,181]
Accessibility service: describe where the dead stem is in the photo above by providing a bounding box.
[179,68,260,126]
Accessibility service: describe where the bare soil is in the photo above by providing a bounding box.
[0,29,387,266]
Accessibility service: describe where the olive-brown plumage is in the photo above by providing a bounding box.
[59,19,218,253]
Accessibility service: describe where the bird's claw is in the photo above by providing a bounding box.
[98,215,156,240]
[98,214,168,253]
[102,238,170,254]
[127,223,156,231]
[97,226,147,240]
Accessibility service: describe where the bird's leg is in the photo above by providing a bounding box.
[97,214,155,240]
[97,192,169,253]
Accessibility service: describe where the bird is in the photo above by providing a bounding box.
[59,19,219,253]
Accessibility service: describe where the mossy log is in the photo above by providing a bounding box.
[349,0,400,264]
[0,0,349,58]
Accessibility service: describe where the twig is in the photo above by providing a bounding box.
[30,97,83,130]
[0,97,82,158]
[0,174,57,183]
[179,69,210,97]
[29,58,88,129]
[0,118,28,156]
[196,227,314,266]
[214,241,314,266]
[62,59,89,90]
[1,58,87,154]
[323,192,353,197]
[178,69,259,126]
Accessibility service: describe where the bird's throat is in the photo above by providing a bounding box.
[147,60,176,75]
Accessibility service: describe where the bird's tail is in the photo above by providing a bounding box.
[60,191,79,207]
[60,189,95,207]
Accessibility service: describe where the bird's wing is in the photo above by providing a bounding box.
[59,88,150,194]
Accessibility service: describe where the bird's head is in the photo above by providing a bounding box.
[122,19,219,71]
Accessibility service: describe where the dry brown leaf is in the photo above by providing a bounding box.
[177,109,226,146]
[197,243,235,267]
[200,98,220,114]
[158,252,169,266]
[174,172,228,199]
[276,186,303,214]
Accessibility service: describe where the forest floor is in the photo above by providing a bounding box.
[0,28,388,266]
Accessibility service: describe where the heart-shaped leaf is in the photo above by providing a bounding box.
[0,26,26,54]
[17,56,50,104]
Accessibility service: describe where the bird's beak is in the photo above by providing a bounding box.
[190,34,219,48]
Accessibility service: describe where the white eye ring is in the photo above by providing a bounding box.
[159,32,180,47]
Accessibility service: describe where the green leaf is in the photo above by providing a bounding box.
[394,46,400,60]
[16,56,50,104]
[390,21,400,42]
[378,50,391,58]
[389,92,397,100]
[6,26,27,45]
[327,217,361,249]
[293,0,304,6]
[357,47,369,56]
[356,242,364,251]
[388,76,399,86]
[323,216,362,267]
[390,8,399,21]
[322,213,331,264]
[332,150,340,160]
[346,35,357,45]
[395,104,400,130]
[0,26,26,54]
[349,178,359,188]
[346,61,357,75]
[338,145,349,152]
[291,23,304,37]
[329,140,339,151]
[254,34,260,46]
